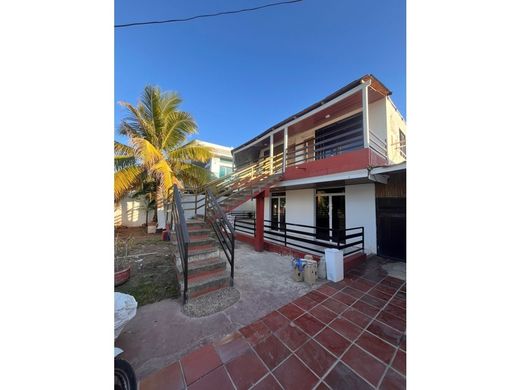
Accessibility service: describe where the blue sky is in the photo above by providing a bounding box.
[115,0,405,147]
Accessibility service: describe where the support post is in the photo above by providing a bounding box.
[282,127,288,172]
[254,191,265,252]
[362,85,370,148]
[269,133,274,174]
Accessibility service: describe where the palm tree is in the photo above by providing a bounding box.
[114,86,214,221]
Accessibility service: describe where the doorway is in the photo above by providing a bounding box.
[270,192,286,231]
[376,198,406,261]
[315,188,346,242]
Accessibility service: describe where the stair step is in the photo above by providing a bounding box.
[187,224,211,232]
[186,256,227,275]
[187,246,220,261]
[188,267,226,283]
[171,236,215,247]
[188,228,212,237]
[185,270,231,300]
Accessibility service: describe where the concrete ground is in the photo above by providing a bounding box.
[116,241,326,379]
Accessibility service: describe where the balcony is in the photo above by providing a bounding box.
[232,75,405,182]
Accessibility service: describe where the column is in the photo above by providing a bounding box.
[362,85,370,148]
[269,133,274,174]
[282,127,288,172]
[254,191,265,252]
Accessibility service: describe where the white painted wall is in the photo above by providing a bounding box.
[233,199,255,213]
[114,196,167,229]
[386,97,407,164]
[285,189,315,227]
[368,98,388,144]
[114,197,148,227]
[345,183,377,254]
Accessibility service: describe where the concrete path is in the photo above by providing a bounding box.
[116,241,326,379]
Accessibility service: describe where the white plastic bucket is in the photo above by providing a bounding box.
[325,248,344,282]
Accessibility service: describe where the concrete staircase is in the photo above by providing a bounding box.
[219,173,282,213]
[171,154,283,302]
[173,216,231,300]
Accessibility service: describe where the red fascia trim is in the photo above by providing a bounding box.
[282,148,371,181]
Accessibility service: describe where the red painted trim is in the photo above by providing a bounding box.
[263,241,321,261]
[235,232,255,246]
[254,193,265,251]
[282,148,389,181]
[368,148,388,167]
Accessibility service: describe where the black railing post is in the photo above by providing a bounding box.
[284,225,287,247]
[362,227,365,252]
[183,242,188,304]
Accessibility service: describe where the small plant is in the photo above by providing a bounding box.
[115,234,135,272]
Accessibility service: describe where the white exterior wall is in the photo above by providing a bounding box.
[285,189,315,227]
[209,156,234,177]
[368,98,388,144]
[114,197,148,227]
[345,184,377,254]
[386,97,407,164]
[114,196,167,229]
[232,199,255,214]
[264,194,271,221]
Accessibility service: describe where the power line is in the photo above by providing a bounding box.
[115,0,304,29]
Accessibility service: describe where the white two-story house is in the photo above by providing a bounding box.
[229,74,406,264]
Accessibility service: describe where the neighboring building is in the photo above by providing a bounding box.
[193,140,234,179]
[229,74,407,261]
[115,140,235,228]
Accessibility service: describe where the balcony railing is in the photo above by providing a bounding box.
[285,133,389,168]
[234,217,364,257]
[369,131,387,160]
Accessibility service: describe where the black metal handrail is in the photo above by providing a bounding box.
[234,218,256,236]
[234,217,364,257]
[171,185,190,304]
[205,187,235,285]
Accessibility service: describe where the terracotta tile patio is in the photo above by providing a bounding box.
[139,259,406,389]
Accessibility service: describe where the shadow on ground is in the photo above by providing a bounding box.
[116,241,326,379]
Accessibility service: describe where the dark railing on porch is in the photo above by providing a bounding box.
[170,185,190,304]
[234,217,256,236]
[205,188,235,285]
[234,218,364,257]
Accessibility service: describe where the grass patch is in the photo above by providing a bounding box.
[115,235,180,305]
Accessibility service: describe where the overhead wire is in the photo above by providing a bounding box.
[115,0,304,29]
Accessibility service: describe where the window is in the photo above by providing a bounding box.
[399,130,406,158]
[219,166,232,177]
[315,113,364,160]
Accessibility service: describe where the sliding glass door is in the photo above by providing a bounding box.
[271,192,286,231]
[315,188,346,242]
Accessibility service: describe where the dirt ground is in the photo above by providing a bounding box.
[115,227,180,305]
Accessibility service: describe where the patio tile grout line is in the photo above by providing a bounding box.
[173,272,405,390]
[288,281,386,389]
[239,274,406,389]
[307,275,406,390]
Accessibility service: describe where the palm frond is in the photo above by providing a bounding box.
[162,111,198,150]
[169,141,214,163]
[130,137,163,169]
[114,165,145,203]
[171,161,212,188]
[119,101,158,145]
[114,155,137,171]
[141,86,165,143]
